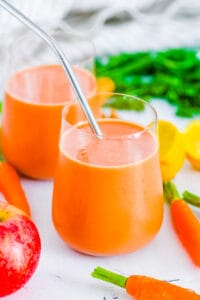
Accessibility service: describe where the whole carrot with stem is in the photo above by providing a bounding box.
[0,162,31,216]
[91,266,200,299]
[163,181,200,267]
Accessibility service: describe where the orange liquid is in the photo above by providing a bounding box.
[2,65,96,179]
[52,119,163,255]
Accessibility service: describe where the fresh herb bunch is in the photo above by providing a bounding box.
[95,48,200,117]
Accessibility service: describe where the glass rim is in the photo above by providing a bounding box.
[5,64,97,107]
[62,92,158,140]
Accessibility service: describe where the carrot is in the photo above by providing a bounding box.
[97,77,115,94]
[91,266,200,299]
[163,181,200,267]
[0,162,31,216]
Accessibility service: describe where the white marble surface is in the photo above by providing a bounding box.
[2,100,200,300]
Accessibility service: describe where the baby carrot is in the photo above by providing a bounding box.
[92,266,200,299]
[0,162,31,216]
[163,181,200,267]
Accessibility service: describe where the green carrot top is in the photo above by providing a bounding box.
[163,181,180,204]
[91,266,127,288]
[164,182,200,208]
[182,190,200,208]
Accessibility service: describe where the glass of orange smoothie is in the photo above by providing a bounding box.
[2,31,97,179]
[52,93,164,256]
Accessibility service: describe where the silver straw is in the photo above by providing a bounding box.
[0,0,102,138]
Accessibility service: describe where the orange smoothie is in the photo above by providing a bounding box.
[52,118,163,255]
[2,65,96,179]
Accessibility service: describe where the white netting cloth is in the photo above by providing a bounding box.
[62,0,200,54]
[0,0,200,51]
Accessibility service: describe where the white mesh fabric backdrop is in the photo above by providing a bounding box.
[1,0,200,47]
[0,0,200,63]
[0,0,200,52]
[64,0,200,54]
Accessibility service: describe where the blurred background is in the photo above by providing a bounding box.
[0,0,200,112]
[0,0,200,54]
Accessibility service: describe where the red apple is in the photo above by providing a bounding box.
[0,201,41,297]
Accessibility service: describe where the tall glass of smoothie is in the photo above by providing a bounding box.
[52,93,164,256]
[1,31,97,179]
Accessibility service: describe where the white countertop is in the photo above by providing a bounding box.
[2,100,200,300]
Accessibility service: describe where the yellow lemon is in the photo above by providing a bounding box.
[183,119,200,170]
[158,119,185,182]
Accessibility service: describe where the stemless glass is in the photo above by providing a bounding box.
[1,30,96,179]
[52,93,164,256]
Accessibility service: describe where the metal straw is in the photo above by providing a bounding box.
[0,0,102,137]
